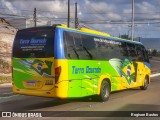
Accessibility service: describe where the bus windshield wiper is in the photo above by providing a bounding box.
[73,47,79,59]
[83,46,93,59]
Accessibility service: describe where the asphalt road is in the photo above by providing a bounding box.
[1,76,159,111]
[150,59,160,73]
[0,59,160,120]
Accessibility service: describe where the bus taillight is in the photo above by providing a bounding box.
[55,66,61,83]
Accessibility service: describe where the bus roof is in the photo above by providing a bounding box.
[17,24,142,45]
[56,24,142,45]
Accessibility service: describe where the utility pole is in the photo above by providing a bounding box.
[67,0,70,28]
[138,37,141,42]
[128,29,130,40]
[33,8,37,27]
[75,2,78,28]
[131,0,134,41]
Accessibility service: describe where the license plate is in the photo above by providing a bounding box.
[27,82,35,86]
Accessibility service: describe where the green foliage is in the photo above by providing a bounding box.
[151,49,158,56]
[120,35,129,39]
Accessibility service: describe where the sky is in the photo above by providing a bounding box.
[1,0,160,38]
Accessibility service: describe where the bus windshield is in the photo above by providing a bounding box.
[13,27,54,58]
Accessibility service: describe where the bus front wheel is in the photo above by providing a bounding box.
[98,80,110,102]
[140,77,149,90]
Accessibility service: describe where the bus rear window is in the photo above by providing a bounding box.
[13,27,54,58]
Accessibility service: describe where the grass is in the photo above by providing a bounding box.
[0,76,12,84]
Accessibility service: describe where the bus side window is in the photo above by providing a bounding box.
[94,39,109,60]
[141,46,149,63]
[73,33,90,60]
[64,31,79,59]
[119,42,129,60]
[136,45,144,62]
[64,31,95,60]
[127,43,137,61]
[81,34,97,60]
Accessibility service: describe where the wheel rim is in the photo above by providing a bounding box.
[144,78,148,87]
[102,84,109,98]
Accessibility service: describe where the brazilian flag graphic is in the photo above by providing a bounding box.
[31,59,53,76]
[120,59,136,85]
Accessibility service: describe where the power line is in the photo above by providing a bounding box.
[0,7,33,12]
[80,21,160,24]
[0,7,73,14]
[1,7,159,15]
[80,11,160,15]
[2,10,160,23]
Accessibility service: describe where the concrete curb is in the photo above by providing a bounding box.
[0,83,12,87]
[151,73,160,77]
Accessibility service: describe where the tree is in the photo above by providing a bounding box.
[152,49,157,56]
[120,35,129,39]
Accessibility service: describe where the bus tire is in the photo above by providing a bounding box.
[140,77,149,90]
[98,80,110,102]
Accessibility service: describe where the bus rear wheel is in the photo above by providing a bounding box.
[140,77,149,90]
[98,80,110,102]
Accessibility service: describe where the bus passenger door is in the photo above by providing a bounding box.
[135,45,147,86]
[124,43,138,88]
[136,62,145,86]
